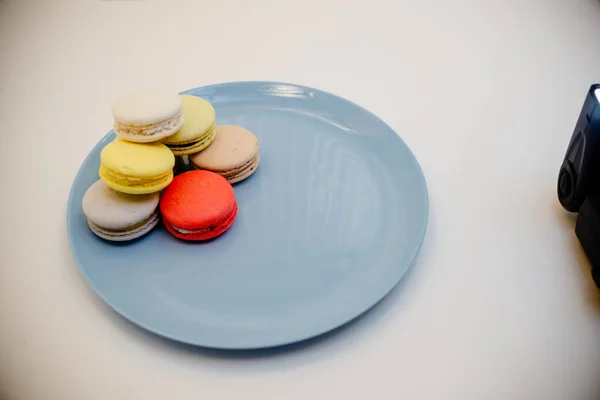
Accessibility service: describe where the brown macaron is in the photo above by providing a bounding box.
[189,125,260,183]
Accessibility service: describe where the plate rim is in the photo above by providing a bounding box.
[67,80,429,349]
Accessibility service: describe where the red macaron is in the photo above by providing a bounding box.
[160,170,237,241]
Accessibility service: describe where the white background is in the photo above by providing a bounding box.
[2,0,600,399]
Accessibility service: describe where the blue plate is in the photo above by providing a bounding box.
[67,82,428,349]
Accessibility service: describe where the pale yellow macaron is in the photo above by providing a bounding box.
[161,95,216,156]
[99,139,175,194]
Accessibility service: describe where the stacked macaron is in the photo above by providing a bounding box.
[82,88,261,243]
[162,95,216,156]
[83,90,179,241]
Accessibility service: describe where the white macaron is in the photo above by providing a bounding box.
[111,89,183,143]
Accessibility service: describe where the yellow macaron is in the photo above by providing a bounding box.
[161,95,216,156]
[100,139,175,194]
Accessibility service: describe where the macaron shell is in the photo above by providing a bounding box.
[112,89,183,125]
[101,139,175,177]
[88,212,160,241]
[100,167,173,195]
[189,125,259,171]
[82,179,160,230]
[160,170,236,231]
[162,95,216,144]
[163,203,237,241]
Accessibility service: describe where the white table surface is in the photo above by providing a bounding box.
[2,1,600,399]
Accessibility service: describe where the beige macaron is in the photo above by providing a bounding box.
[189,125,260,184]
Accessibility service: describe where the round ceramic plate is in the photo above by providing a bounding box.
[67,82,428,349]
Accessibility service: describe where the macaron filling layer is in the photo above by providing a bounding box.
[163,123,216,148]
[164,124,216,155]
[100,165,172,187]
[221,155,260,180]
[169,204,237,236]
[89,212,159,233]
[165,133,214,151]
[87,212,160,241]
[114,110,183,139]
[171,226,211,235]
[192,154,260,183]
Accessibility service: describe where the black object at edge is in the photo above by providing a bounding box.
[559,84,600,288]
[558,84,600,212]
